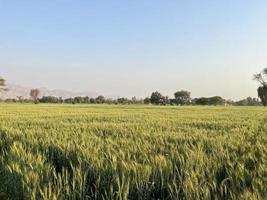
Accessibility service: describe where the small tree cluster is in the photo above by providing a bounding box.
[147,90,191,105]
[150,91,169,105]
[234,97,261,106]
[143,91,229,106]
[174,90,191,105]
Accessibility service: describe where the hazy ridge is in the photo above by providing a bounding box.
[0,84,98,99]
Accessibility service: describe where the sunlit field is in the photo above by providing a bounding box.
[0,104,266,200]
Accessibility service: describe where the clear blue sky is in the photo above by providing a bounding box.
[1,0,266,99]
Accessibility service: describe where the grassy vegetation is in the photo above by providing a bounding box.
[0,104,266,200]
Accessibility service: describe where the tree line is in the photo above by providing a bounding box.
[0,88,262,106]
[0,67,267,106]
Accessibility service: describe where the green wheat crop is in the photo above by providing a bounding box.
[0,104,266,200]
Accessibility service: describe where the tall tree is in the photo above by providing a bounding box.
[254,68,267,106]
[150,91,167,105]
[174,90,191,105]
[257,87,267,106]
[95,96,105,104]
[30,89,40,104]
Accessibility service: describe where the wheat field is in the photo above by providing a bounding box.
[0,104,266,200]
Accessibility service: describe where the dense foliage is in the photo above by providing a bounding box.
[0,95,263,106]
[257,87,267,107]
[254,68,267,106]
[174,91,191,105]
[193,96,225,106]
[0,104,266,200]
[233,97,261,106]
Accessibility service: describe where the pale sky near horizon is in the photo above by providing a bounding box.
[1,0,267,100]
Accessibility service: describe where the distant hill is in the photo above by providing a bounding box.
[0,84,98,99]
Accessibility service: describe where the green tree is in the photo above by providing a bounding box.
[74,96,83,104]
[117,97,129,104]
[257,87,267,106]
[95,96,105,104]
[89,98,96,104]
[174,90,191,105]
[150,91,167,105]
[195,96,225,105]
[30,89,40,104]
[39,96,59,103]
[144,97,151,104]
[209,96,225,105]
[64,98,74,104]
[195,97,209,105]
[254,68,267,106]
